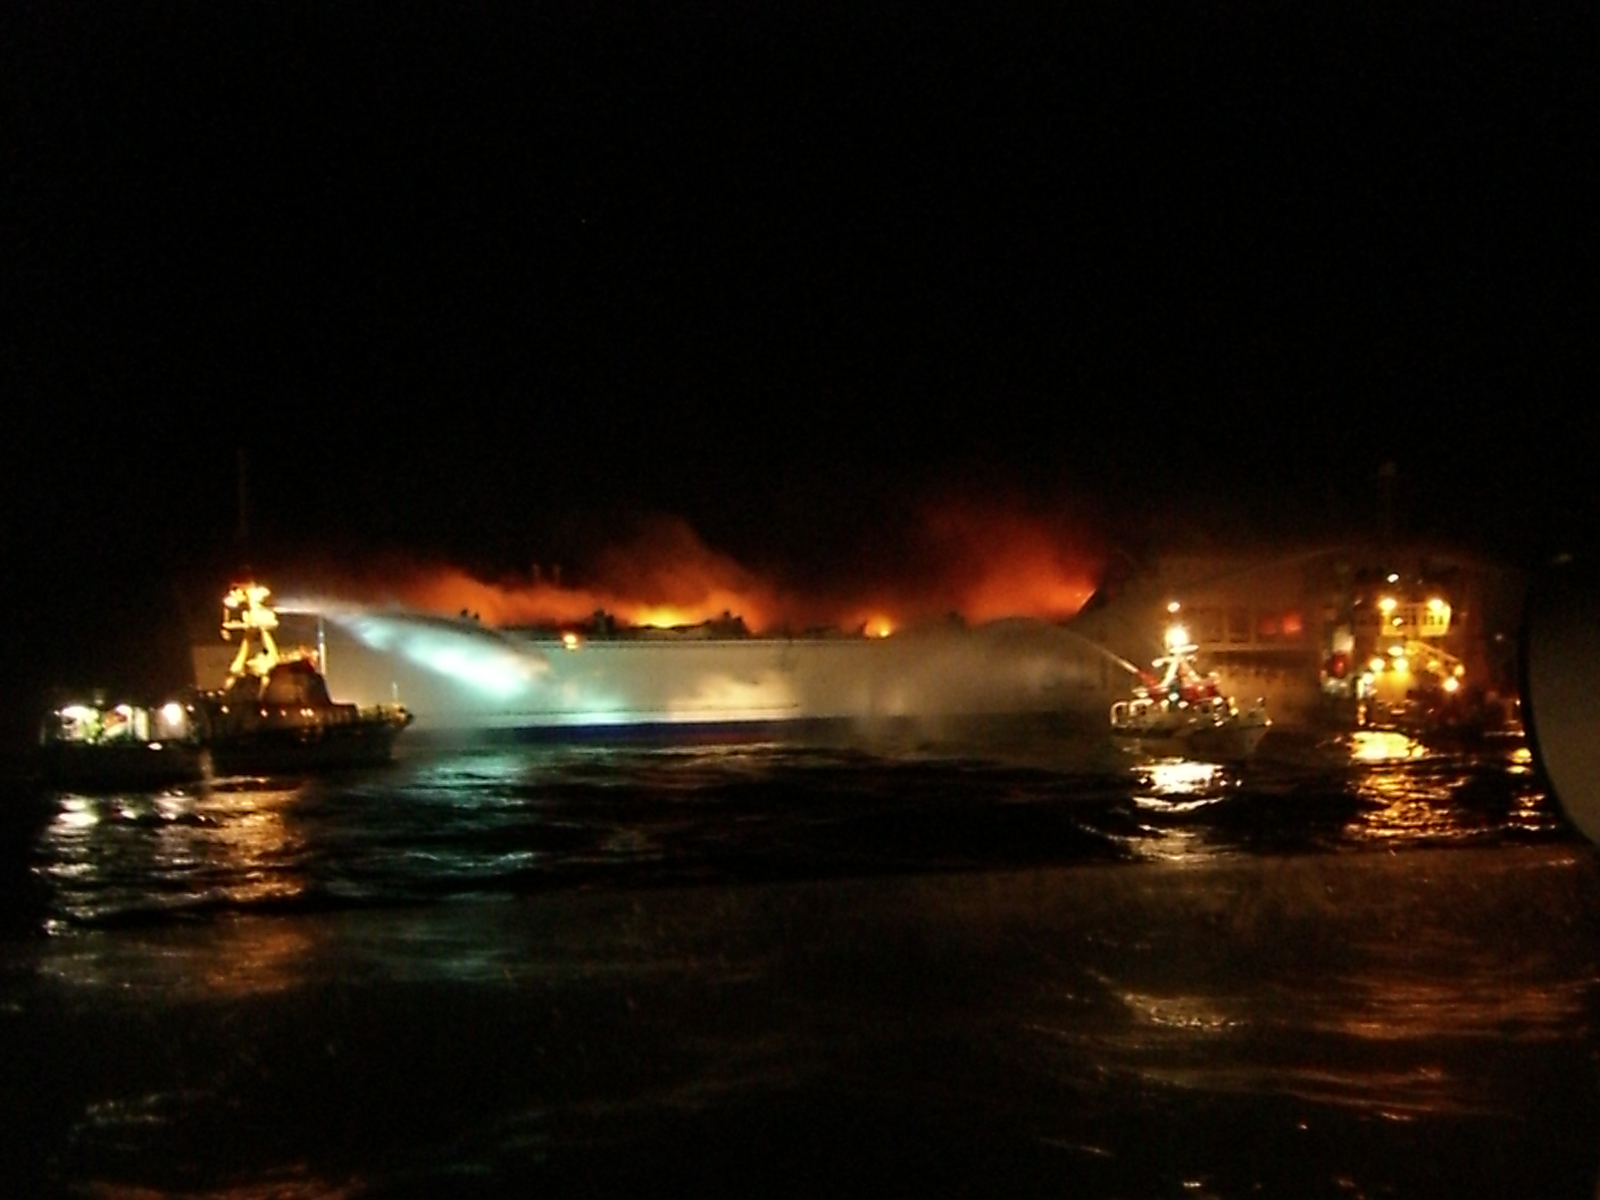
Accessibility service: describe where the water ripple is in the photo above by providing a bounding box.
[2,732,1575,934]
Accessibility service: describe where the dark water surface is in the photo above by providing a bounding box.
[3,723,1599,1198]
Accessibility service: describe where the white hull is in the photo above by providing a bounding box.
[1112,720,1271,762]
[289,615,1131,734]
[1110,691,1272,762]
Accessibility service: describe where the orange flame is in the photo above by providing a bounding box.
[276,500,1104,634]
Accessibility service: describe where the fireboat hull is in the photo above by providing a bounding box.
[202,713,412,777]
[1111,719,1272,762]
[36,714,411,789]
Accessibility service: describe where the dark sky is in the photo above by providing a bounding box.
[3,3,1597,698]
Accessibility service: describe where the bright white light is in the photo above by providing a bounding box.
[337,614,545,700]
[406,642,535,698]
[1149,759,1221,795]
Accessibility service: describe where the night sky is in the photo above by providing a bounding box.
[3,4,1596,720]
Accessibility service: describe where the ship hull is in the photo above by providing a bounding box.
[1112,719,1272,762]
[204,715,412,776]
[37,716,410,789]
[311,616,1131,735]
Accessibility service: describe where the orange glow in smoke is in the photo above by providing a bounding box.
[374,568,773,632]
[885,496,1102,625]
[280,501,1104,634]
[315,517,784,631]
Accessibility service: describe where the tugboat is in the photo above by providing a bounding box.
[1110,613,1271,760]
[193,580,413,775]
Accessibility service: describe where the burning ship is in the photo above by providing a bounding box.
[174,541,1523,749]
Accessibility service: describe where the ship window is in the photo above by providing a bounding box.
[1256,611,1305,644]
[1419,600,1451,637]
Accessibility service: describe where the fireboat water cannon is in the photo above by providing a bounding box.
[1109,602,1271,760]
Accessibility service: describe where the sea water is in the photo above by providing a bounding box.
[2,721,1598,1198]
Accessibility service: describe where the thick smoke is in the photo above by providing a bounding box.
[900,495,1103,622]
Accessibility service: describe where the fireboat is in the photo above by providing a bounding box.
[39,579,413,787]
[1109,610,1271,760]
[192,580,413,774]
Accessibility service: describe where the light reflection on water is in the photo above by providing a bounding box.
[1329,731,1560,846]
[1020,845,1600,1140]
[1143,758,1229,799]
[1122,759,1238,864]
[21,731,1571,931]
[1347,730,1427,763]
[6,732,1598,1197]
[40,781,306,929]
